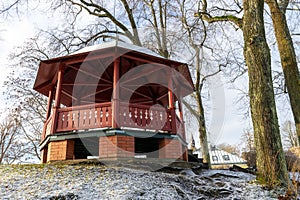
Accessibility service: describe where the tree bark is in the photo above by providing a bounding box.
[266,0,300,145]
[243,0,288,186]
[197,92,211,168]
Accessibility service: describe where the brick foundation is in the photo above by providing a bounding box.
[42,135,187,162]
[182,145,188,162]
[46,140,75,162]
[99,135,134,158]
[159,138,184,159]
[41,148,48,163]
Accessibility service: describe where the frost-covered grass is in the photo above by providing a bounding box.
[0,164,291,199]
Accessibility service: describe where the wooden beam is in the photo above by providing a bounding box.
[129,100,154,104]
[80,86,112,99]
[122,83,161,87]
[67,64,112,84]
[89,58,113,81]
[64,52,115,66]
[120,66,166,84]
[61,89,78,101]
[122,54,174,66]
[156,93,168,101]
[120,86,153,100]
[62,82,111,87]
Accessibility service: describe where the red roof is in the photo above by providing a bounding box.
[34,41,194,106]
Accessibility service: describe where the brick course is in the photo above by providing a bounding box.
[41,148,48,163]
[99,135,134,158]
[47,140,75,162]
[159,138,184,159]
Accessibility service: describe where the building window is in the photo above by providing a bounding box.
[212,156,218,161]
[223,155,230,161]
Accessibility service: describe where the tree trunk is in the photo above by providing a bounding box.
[266,0,300,145]
[194,47,211,168]
[243,0,288,186]
[197,91,211,168]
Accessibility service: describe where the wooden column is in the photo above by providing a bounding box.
[178,98,186,140]
[178,100,184,123]
[42,87,55,140]
[168,72,176,133]
[54,65,64,108]
[45,87,54,120]
[168,83,174,109]
[177,87,184,125]
[112,58,120,128]
[50,64,64,134]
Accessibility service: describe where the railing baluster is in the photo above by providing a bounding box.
[54,102,179,134]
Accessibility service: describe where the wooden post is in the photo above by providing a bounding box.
[178,98,186,141]
[45,87,54,120]
[42,87,54,140]
[112,58,120,128]
[168,72,176,133]
[168,89,174,109]
[50,64,64,134]
[54,65,64,109]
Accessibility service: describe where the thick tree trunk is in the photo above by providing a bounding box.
[243,0,288,186]
[266,0,300,144]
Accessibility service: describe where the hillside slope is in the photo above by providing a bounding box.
[0,164,288,199]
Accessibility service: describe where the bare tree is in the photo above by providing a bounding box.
[265,0,300,145]
[217,143,240,156]
[50,0,189,58]
[0,0,23,14]
[176,0,241,168]
[0,110,21,164]
[176,0,212,167]
[281,120,299,149]
[196,0,288,187]
[240,129,255,152]
[3,35,59,162]
[240,130,256,168]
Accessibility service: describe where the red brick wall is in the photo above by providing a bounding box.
[41,148,48,164]
[99,135,134,158]
[47,140,74,162]
[159,138,183,159]
[182,145,188,161]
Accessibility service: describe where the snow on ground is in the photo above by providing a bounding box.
[0,164,292,199]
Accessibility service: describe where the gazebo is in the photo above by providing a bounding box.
[34,41,194,163]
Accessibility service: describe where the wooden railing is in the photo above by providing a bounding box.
[175,116,185,140]
[42,102,181,139]
[56,102,112,132]
[42,116,53,140]
[119,102,176,133]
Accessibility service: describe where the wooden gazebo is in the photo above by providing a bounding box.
[34,41,194,163]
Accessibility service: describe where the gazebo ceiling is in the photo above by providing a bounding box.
[33,41,194,106]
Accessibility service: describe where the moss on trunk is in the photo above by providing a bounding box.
[243,0,288,187]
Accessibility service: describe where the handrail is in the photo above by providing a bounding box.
[42,102,183,138]
[56,102,112,132]
[42,115,53,140]
[57,102,112,112]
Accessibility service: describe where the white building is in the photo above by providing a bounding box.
[194,146,248,169]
